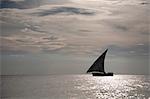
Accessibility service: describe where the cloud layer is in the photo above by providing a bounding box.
[0,0,149,56]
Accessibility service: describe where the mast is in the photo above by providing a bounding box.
[87,49,108,73]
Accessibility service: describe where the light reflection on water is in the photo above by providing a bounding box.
[74,75,150,99]
[2,75,150,99]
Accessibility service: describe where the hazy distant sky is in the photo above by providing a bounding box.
[1,0,149,75]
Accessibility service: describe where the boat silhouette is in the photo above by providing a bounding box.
[87,49,113,76]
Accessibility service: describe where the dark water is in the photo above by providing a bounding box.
[1,75,150,99]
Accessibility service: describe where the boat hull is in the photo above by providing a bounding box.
[92,72,113,76]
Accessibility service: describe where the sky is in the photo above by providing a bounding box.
[0,0,150,75]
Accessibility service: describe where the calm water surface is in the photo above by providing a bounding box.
[1,75,150,99]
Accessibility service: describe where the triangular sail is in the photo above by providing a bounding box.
[87,49,108,73]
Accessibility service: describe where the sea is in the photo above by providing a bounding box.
[1,75,150,99]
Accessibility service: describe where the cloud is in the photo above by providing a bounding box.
[1,28,66,54]
[32,7,95,16]
[10,0,25,1]
[0,0,26,9]
[0,0,70,9]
